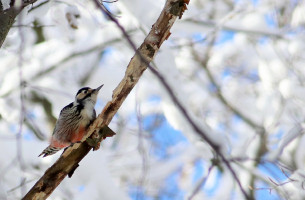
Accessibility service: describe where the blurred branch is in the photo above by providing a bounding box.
[0,0,39,48]
[135,93,149,199]
[191,28,266,200]
[28,0,49,13]
[22,0,186,199]
[184,18,284,39]
[271,41,305,86]
[232,158,291,199]
[188,165,214,200]
[7,179,36,194]
[32,20,46,44]
[24,118,46,141]
[79,51,104,85]
[192,47,264,131]
[248,167,298,199]
[248,130,267,198]
[98,0,253,199]
[30,91,57,126]
[99,0,253,198]
[16,9,28,196]
[0,31,136,98]
[31,35,130,80]
[27,91,57,140]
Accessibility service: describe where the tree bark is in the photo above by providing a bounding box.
[22,0,189,199]
[0,0,39,48]
[0,7,19,47]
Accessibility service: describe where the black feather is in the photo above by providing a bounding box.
[60,102,73,114]
[76,87,91,95]
[76,104,84,113]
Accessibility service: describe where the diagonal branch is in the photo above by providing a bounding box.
[22,0,187,199]
[98,1,251,199]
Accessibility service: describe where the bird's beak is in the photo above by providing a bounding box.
[94,84,104,93]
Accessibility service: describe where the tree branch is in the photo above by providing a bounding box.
[192,47,264,130]
[0,0,39,48]
[0,32,135,98]
[98,0,251,199]
[184,18,284,39]
[22,0,186,199]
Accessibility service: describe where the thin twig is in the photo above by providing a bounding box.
[17,11,27,197]
[0,31,136,98]
[12,24,55,28]
[184,18,284,38]
[188,165,214,200]
[7,179,36,193]
[102,0,118,3]
[268,177,296,187]
[135,87,148,200]
[192,48,263,131]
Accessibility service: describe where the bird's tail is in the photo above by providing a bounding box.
[38,146,62,157]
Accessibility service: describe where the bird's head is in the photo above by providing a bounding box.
[75,84,104,105]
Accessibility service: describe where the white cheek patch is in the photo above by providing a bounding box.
[77,93,87,100]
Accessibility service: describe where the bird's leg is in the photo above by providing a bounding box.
[85,130,100,148]
[86,125,116,150]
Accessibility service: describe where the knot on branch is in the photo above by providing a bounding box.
[145,44,155,58]
[169,0,189,19]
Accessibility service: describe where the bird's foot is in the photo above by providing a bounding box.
[86,125,116,150]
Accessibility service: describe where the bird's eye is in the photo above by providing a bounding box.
[83,90,87,94]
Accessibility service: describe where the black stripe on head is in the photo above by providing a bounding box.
[76,87,91,96]
[76,87,94,103]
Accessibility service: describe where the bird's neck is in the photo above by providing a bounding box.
[74,100,95,110]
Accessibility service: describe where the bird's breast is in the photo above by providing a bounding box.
[80,105,94,124]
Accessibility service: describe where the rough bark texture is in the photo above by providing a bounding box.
[0,7,19,48]
[22,0,188,199]
[0,0,39,48]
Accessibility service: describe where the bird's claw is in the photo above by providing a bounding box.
[86,125,116,150]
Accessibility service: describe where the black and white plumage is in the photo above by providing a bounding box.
[39,84,104,157]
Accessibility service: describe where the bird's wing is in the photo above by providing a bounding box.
[52,102,77,137]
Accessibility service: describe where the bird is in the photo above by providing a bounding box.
[39,84,104,157]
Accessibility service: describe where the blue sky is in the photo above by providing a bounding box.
[128,110,287,200]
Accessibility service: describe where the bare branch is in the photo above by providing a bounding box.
[184,19,284,39]
[97,0,253,199]
[22,0,186,199]
[188,165,214,200]
[0,32,136,98]
[192,47,263,131]
[97,0,252,199]
[0,0,40,48]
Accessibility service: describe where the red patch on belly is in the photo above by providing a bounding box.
[51,140,70,148]
[71,126,86,143]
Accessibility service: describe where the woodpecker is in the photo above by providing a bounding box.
[39,84,104,157]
